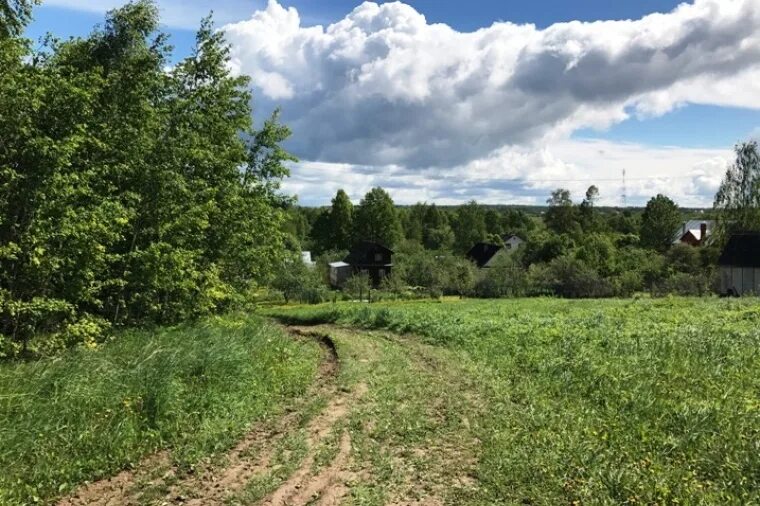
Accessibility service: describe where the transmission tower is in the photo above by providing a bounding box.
[621,169,627,208]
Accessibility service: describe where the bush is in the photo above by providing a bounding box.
[545,256,613,298]
[473,263,527,298]
[652,272,716,297]
[0,297,76,358]
[611,271,644,297]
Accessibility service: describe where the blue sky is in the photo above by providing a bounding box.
[24,0,760,206]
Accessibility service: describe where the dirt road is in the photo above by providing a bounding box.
[58,325,483,505]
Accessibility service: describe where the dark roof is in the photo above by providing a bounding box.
[466,242,502,268]
[343,241,393,265]
[718,233,760,268]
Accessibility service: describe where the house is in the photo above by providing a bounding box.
[301,251,316,268]
[503,234,525,252]
[718,232,760,296]
[329,241,393,288]
[466,235,524,268]
[673,220,715,246]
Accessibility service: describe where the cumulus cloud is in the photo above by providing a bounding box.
[283,139,732,207]
[225,0,760,175]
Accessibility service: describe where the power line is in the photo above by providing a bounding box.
[498,175,697,183]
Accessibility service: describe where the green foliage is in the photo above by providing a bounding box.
[0,3,293,355]
[522,231,574,265]
[544,256,613,298]
[714,141,760,241]
[473,254,527,298]
[344,272,371,301]
[545,188,580,235]
[0,0,38,38]
[329,189,354,250]
[452,201,487,254]
[641,194,681,252]
[0,314,320,504]
[353,187,402,247]
[272,255,328,304]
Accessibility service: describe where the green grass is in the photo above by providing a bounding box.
[0,313,321,505]
[267,298,760,504]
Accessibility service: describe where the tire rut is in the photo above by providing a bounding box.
[57,326,344,506]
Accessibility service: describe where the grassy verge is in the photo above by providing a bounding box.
[266,298,760,504]
[0,313,321,505]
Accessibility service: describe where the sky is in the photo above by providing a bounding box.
[25,0,760,207]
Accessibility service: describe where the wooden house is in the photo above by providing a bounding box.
[329,241,393,288]
[718,232,760,296]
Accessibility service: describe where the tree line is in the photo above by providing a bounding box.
[0,1,295,357]
[281,141,760,302]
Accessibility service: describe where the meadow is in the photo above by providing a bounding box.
[0,315,320,505]
[2,298,758,505]
[268,297,760,504]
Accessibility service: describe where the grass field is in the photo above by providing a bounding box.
[0,314,321,505]
[3,298,758,504]
[267,297,760,504]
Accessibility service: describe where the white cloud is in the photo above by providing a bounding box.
[46,0,758,207]
[225,0,760,175]
[284,139,733,207]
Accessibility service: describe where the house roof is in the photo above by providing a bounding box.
[466,242,502,268]
[682,229,705,241]
[673,220,715,243]
[343,241,393,265]
[718,233,760,268]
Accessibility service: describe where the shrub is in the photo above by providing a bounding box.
[545,256,613,298]
[652,272,716,297]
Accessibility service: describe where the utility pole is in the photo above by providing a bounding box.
[621,169,627,208]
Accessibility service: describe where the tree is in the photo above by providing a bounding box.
[0,2,295,356]
[0,0,38,38]
[640,194,680,252]
[484,209,503,236]
[714,141,760,241]
[544,188,579,234]
[579,185,604,232]
[329,189,354,250]
[422,204,454,250]
[353,187,402,247]
[452,201,486,254]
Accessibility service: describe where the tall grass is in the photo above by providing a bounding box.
[267,298,760,504]
[0,314,320,505]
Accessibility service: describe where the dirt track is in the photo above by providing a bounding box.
[59,327,363,506]
[58,324,479,506]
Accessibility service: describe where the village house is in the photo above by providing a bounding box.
[718,232,760,296]
[673,220,715,246]
[466,235,524,268]
[329,241,394,288]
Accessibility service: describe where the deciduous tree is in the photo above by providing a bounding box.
[714,141,760,240]
[640,194,680,252]
[353,187,402,247]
